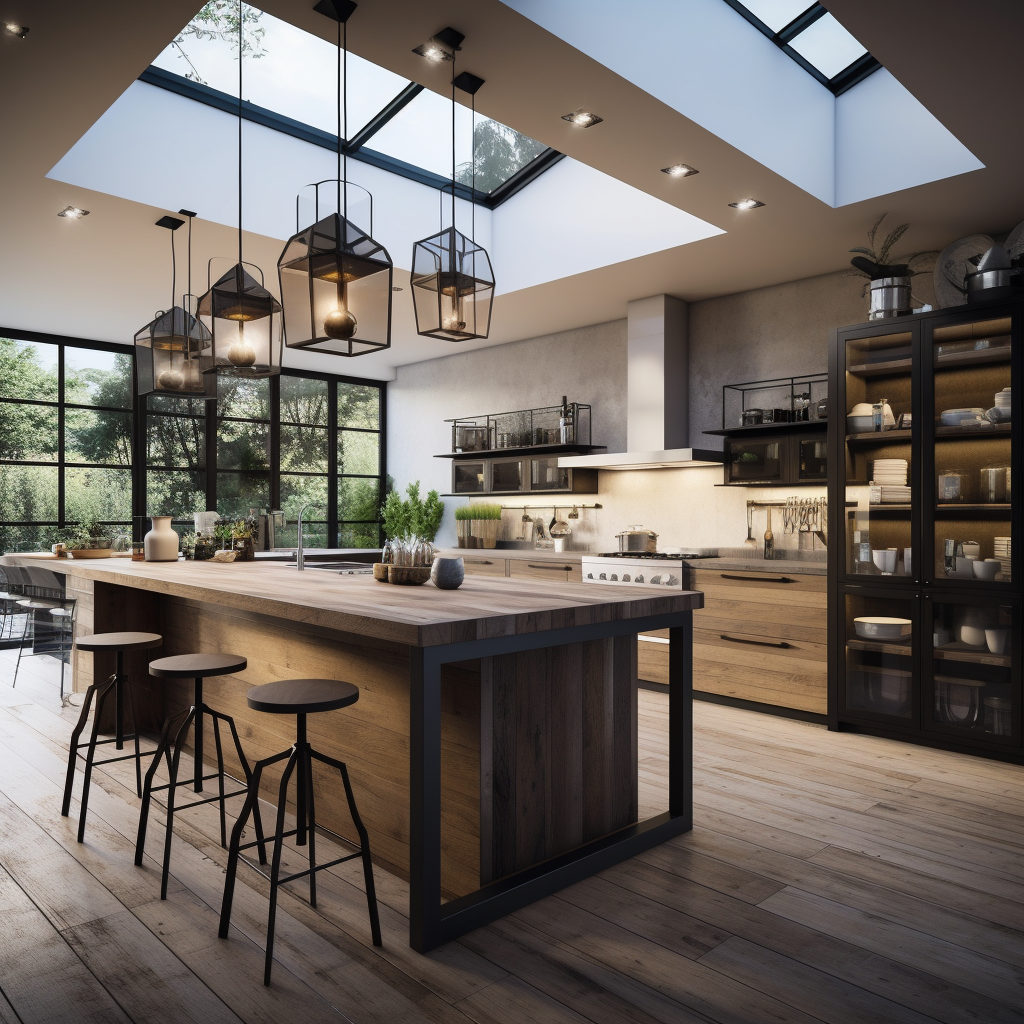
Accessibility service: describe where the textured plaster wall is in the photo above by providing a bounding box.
[388,269,864,549]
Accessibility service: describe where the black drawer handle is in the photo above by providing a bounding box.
[465,559,494,565]
[719,633,793,649]
[720,573,796,584]
[527,563,570,571]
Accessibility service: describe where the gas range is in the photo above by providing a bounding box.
[581,549,716,589]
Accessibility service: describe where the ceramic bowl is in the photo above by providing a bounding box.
[430,556,465,590]
[387,565,431,586]
[985,628,1010,655]
[854,616,912,639]
[871,549,897,574]
[972,559,999,581]
[958,624,987,647]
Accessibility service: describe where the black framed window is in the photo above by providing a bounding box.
[0,331,133,552]
[0,328,386,553]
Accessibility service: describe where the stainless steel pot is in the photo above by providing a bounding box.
[868,276,912,320]
[966,268,1018,302]
[616,526,658,553]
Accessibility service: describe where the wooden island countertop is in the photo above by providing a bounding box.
[3,553,698,951]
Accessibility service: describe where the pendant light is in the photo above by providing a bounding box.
[134,211,216,397]
[197,0,282,378]
[411,54,495,341]
[278,0,393,357]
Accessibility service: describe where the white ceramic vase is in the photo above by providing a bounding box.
[144,515,179,561]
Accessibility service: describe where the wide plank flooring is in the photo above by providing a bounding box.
[0,648,1022,1023]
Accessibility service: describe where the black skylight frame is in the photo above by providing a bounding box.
[722,1,880,96]
[138,66,563,210]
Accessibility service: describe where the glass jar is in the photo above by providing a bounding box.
[979,465,1010,504]
[816,396,828,420]
[984,696,1012,737]
[937,469,967,502]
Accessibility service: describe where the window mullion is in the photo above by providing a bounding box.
[328,378,339,548]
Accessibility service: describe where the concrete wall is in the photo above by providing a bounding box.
[388,268,865,548]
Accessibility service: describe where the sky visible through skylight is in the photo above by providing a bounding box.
[152,4,551,195]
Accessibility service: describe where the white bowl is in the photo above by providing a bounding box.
[850,403,874,416]
[986,628,1009,655]
[958,624,986,647]
[871,549,897,573]
[972,559,999,581]
[854,616,912,639]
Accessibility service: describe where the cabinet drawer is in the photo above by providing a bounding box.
[462,556,507,577]
[567,564,583,583]
[693,628,827,714]
[508,559,575,582]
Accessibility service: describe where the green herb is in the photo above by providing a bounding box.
[380,481,445,541]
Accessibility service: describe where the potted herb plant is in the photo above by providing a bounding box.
[380,482,445,564]
[470,504,504,549]
[849,214,937,320]
[67,520,113,559]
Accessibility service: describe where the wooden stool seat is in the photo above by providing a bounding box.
[246,678,359,715]
[221,677,379,984]
[148,653,247,679]
[75,631,163,652]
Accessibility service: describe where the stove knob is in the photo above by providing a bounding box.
[610,573,618,581]
[634,574,644,583]
[622,573,631,582]
[650,574,662,585]
[665,574,679,586]
[599,573,607,580]
[586,572,594,579]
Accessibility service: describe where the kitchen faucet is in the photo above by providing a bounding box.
[295,501,325,571]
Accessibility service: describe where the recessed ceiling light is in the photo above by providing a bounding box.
[729,198,765,210]
[561,108,603,129]
[412,26,464,63]
[662,164,698,178]
[58,205,89,219]
[5,23,28,38]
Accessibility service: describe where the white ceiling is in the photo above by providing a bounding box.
[1,0,1022,380]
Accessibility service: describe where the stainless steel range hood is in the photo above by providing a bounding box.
[558,295,723,472]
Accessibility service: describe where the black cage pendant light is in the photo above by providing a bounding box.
[411,56,494,342]
[197,0,282,378]
[279,0,393,357]
[134,211,216,397]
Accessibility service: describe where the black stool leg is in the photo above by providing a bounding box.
[121,658,144,797]
[222,712,267,864]
[62,675,108,817]
[219,748,290,939]
[135,708,180,865]
[77,677,117,843]
[212,712,227,847]
[114,651,125,749]
[160,706,197,899]
[303,741,317,908]
[313,749,382,947]
[264,746,299,987]
[193,678,205,793]
[295,715,307,847]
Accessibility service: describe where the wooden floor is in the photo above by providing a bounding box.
[0,650,1022,1024]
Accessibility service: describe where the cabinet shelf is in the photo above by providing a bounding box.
[848,343,1011,379]
[846,638,913,657]
[933,641,1011,669]
[705,419,825,437]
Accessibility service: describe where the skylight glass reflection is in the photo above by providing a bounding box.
[739,0,811,32]
[152,4,409,138]
[788,12,867,79]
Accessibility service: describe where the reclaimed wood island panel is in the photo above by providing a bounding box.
[2,555,700,951]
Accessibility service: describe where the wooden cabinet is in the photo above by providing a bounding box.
[639,567,828,716]
[508,559,576,583]
[461,556,506,577]
[455,555,585,582]
[704,424,827,487]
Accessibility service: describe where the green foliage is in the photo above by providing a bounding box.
[849,214,938,279]
[380,482,445,541]
[171,1,267,85]
[455,120,547,194]
[456,503,503,521]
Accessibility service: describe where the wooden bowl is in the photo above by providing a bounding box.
[387,565,431,586]
[68,548,113,559]
[372,562,390,582]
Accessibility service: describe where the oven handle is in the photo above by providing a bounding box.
[719,633,793,649]
[719,573,796,584]
[463,559,495,565]
[527,563,572,571]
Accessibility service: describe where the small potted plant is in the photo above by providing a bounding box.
[470,504,504,549]
[67,520,113,559]
[454,506,475,548]
[849,214,937,320]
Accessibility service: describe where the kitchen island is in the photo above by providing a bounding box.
[2,554,700,951]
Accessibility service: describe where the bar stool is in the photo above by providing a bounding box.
[135,653,266,898]
[62,632,163,842]
[219,679,381,985]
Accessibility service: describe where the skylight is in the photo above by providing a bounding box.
[722,1,879,94]
[148,3,557,205]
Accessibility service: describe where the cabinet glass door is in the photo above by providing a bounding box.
[726,439,784,484]
[843,329,915,578]
[844,590,916,722]
[490,458,524,493]
[531,457,569,491]
[928,597,1017,744]
[453,461,486,494]
[930,315,1012,584]
[796,435,827,482]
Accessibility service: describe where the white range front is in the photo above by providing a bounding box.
[580,555,684,590]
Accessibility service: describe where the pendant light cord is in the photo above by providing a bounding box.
[471,91,475,244]
[186,213,193,309]
[450,51,456,233]
[169,220,176,312]
[237,0,243,265]
[335,16,348,224]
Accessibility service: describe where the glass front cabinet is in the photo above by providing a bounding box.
[829,303,1021,759]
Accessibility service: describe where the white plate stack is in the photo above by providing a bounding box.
[870,459,910,503]
[995,387,1011,419]
[994,536,1011,581]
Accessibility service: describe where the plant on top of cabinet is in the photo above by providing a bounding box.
[848,214,937,321]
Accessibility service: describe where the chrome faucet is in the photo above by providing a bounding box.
[296,502,325,571]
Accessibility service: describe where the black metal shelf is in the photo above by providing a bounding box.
[705,419,825,437]
[436,444,605,461]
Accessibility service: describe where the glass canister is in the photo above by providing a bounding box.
[979,465,1010,504]
[984,696,1012,737]
[937,469,967,502]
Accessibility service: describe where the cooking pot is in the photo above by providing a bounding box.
[616,526,658,553]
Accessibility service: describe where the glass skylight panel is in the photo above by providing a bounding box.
[788,12,867,79]
[739,0,812,32]
[152,4,409,138]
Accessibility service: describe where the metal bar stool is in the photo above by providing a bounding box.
[62,632,163,842]
[219,678,381,985]
[135,653,267,898]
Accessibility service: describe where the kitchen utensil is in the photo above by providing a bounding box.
[763,506,774,560]
[616,526,658,553]
[985,627,1009,654]
[980,465,1009,503]
[740,409,763,426]
[973,559,999,581]
[745,504,755,546]
[871,548,897,574]
[984,697,1012,736]
[854,616,912,640]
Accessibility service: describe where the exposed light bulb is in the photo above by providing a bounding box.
[324,307,357,340]
[227,323,257,366]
